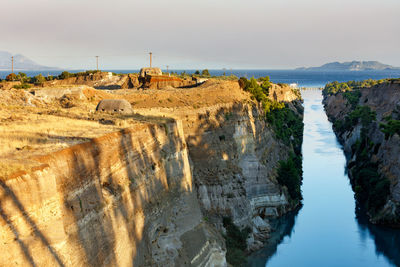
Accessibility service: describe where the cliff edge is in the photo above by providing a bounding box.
[323,79,400,226]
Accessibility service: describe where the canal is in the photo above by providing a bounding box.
[248,90,400,267]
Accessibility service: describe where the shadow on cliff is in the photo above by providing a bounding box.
[184,102,280,220]
[0,113,190,266]
[185,104,244,220]
[0,180,66,267]
[61,115,188,266]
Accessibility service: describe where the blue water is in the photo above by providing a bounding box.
[248,90,400,267]
[1,69,399,88]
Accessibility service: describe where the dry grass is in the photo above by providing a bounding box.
[0,79,247,179]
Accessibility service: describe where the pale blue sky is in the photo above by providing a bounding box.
[1,0,399,69]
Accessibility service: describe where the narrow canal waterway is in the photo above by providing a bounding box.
[248,90,400,267]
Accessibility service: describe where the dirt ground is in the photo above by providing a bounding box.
[0,79,249,178]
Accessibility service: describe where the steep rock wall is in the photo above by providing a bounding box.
[323,81,400,225]
[182,102,297,250]
[0,121,226,266]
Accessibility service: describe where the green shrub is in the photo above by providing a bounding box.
[58,71,72,80]
[276,153,303,201]
[33,74,46,85]
[350,135,390,215]
[267,106,303,148]
[239,76,303,150]
[343,90,361,109]
[13,83,32,89]
[222,217,250,267]
[352,162,390,213]
[323,79,389,96]
[380,119,400,139]
[335,105,376,134]
[201,69,210,76]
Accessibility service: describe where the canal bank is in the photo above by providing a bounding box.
[248,90,400,267]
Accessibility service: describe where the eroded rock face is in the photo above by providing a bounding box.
[0,121,226,266]
[183,102,297,250]
[323,81,400,225]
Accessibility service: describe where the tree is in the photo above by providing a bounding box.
[17,72,29,83]
[194,70,200,75]
[5,73,17,81]
[238,77,248,89]
[59,71,72,80]
[33,74,46,85]
[260,76,271,95]
[201,69,210,76]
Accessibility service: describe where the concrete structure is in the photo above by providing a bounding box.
[96,99,133,114]
[139,67,162,78]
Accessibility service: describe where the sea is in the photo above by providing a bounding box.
[1,69,400,88]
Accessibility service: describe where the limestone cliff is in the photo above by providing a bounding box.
[0,79,303,266]
[183,102,298,249]
[0,121,226,266]
[323,80,400,226]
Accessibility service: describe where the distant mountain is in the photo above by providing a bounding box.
[297,61,399,71]
[0,51,58,70]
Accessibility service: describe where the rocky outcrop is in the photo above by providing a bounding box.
[184,102,301,251]
[323,80,400,226]
[269,84,300,102]
[142,75,196,89]
[120,74,140,89]
[43,72,130,89]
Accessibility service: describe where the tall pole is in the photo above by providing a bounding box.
[96,56,99,71]
[11,56,14,74]
[149,52,152,68]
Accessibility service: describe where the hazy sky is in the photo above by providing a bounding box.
[1,0,399,69]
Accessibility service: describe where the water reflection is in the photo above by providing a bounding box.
[247,90,400,267]
[247,207,301,267]
[355,206,400,267]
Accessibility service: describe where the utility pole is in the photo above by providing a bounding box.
[96,56,99,71]
[11,56,14,74]
[166,65,169,76]
[149,52,152,68]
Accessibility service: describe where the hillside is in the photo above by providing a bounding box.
[0,51,57,70]
[297,61,399,71]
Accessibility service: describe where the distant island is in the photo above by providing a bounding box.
[0,51,58,70]
[297,61,399,71]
